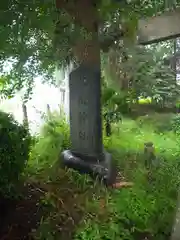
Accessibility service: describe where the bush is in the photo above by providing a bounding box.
[28,111,70,174]
[138,97,152,104]
[171,114,180,133]
[76,118,180,240]
[0,111,31,197]
[26,112,180,239]
[137,113,174,133]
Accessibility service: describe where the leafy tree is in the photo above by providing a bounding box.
[0,110,31,197]
[103,39,180,106]
[102,77,130,135]
[0,0,57,97]
[0,0,180,98]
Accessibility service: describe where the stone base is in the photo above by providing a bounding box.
[61,150,117,186]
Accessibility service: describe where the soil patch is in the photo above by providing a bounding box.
[0,179,86,240]
[32,180,85,240]
[0,183,44,240]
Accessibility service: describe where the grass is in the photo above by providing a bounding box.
[108,118,179,157]
[17,112,180,239]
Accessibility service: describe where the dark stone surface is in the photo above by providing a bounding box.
[69,64,103,161]
[61,64,117,186]
[61,150,117,186]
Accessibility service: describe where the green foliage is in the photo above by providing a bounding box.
[103,41,180,106]
[137,113,174,133]
[75,117,180,240]
[102,81,130,124]
[28,111,70,175]
[1,0,180,96]
[0,110,31,197]
[2,1,180,238]
[153,66,179,106]
[107,164,178,239]
[137,113,180,135]
[0,0,59,97]
[25,111,180,239]
[171,114,180,133]
[138,97,152,104]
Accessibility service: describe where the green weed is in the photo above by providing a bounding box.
[76,116,180,240]
[27,112,180,239]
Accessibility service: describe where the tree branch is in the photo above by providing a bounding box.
[100,30,124,52]
[56,0,125,52]
[56,0,99,31]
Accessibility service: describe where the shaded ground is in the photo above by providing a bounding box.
[0,180,84,240]
[0,183,44,240]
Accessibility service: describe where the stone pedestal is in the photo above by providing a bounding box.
[61,65,116,186]
[61,150,117,186]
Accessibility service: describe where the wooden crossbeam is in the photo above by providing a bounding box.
[138,8,180,45]
[56,1,180,48]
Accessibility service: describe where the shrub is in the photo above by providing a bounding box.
[0,111,31,197]
[171,114,180,133]
[28,111,70,174]
[137,113,174,133]
[27,111,180,239]
[138,97,152,104]
[75,157,179,240]
[76,118,180,240]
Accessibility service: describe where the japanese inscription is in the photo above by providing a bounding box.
[69,65,102,159]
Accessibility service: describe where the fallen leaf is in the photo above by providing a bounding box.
[112,182,134,189]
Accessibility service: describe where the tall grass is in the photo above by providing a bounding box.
[27,112,180,239]
[26,111,70,178]
[76,116,180,240]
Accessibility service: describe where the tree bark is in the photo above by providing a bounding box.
[57,0,103,158]
[56,0,99,32]
[58,0,100,66]
[55,0,124,54]
[22,103,29,129]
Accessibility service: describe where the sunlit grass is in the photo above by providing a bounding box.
[109,118,179,156]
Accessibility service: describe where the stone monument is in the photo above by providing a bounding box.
[61,64,117,186]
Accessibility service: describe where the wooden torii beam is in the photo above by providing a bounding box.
[138,8,180,45]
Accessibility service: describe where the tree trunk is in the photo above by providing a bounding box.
[56,0,100,64]
[174,38,177,83]
[22,103,29,129]
[57,0,117,186]
[57,0,102,154]
[46,104,51,119]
